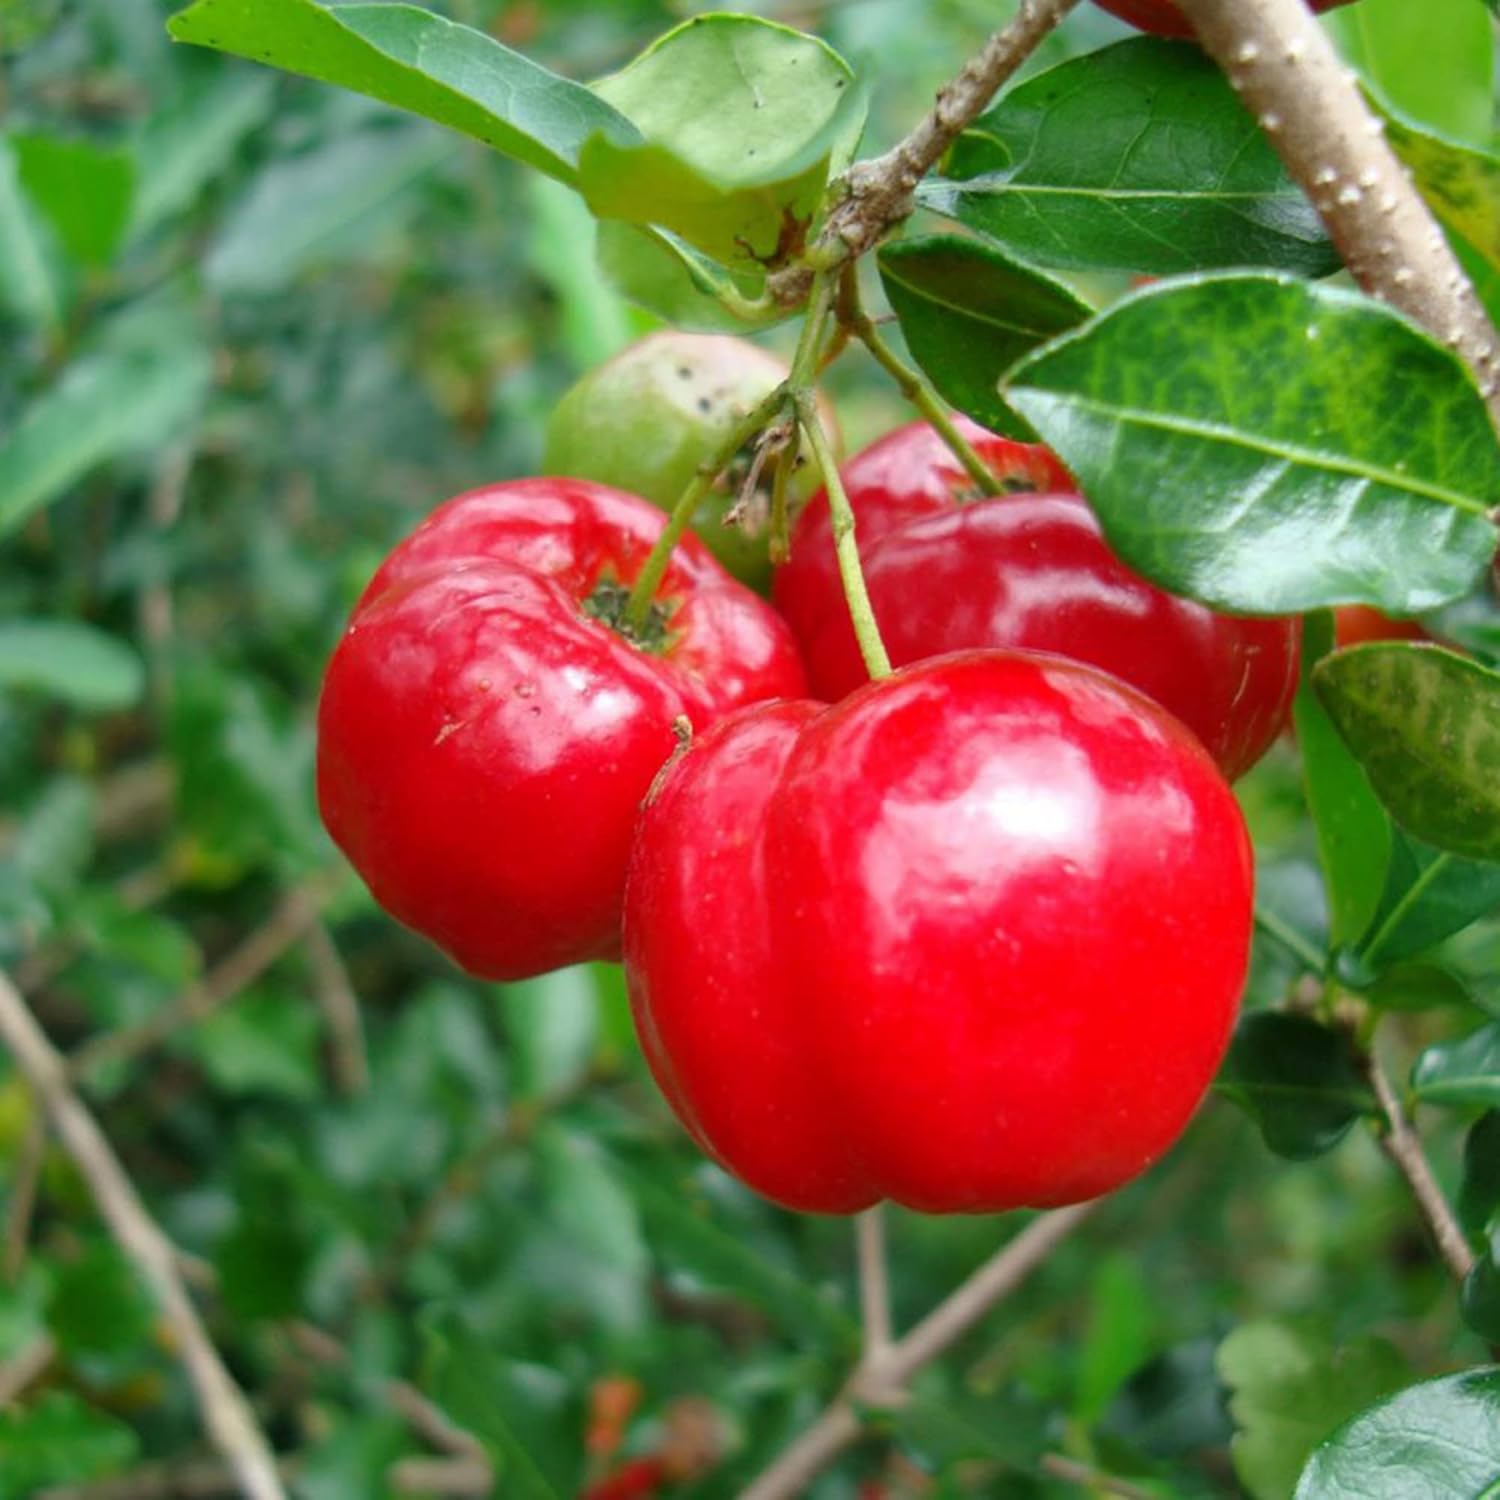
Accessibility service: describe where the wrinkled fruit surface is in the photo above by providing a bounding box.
[625,651,1254,1215]
[774,418,1300,780]
[542,331,836,592]
[318,478,806,981]
[1091,0,1353,38]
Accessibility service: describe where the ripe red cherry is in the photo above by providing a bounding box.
[1333,606,1428,650]
[317,478,806,982]
[1091,0,1353,39]
[625,651,1253,1215]
[773,418,1300,781]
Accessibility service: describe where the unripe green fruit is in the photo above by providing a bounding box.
[542,332,837,592]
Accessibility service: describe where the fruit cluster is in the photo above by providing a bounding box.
[317,334,1293,1216]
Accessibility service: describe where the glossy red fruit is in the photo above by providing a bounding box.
[318,478,806,982]
[625,651,1254,1215]
[1092,0,1353,39]
[773,418,1300,781]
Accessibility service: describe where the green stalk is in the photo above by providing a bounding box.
[797,390,891,681]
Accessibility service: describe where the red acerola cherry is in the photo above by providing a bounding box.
[1333,605,1428,650]
[773,418,1300,781]
[1091,0,1353,39]
[624,651,1254,1215]
[317,478,806,982]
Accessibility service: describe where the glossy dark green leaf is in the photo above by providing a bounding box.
[1219,1322,1410,1500]
[1385,118,1500,281]
[1294,1368,1500,1499]
[13,134,134,267]
[923,38,1337,277]
[0,621,144,711]
[1412,1020,1500,1108]
[0,1393,138,1493]
[1463,1248,1500,1343]
[1216,1012,1377,1159]
[1460,1113,1500,1239]
[1314,646,1500,863]
[1296,614,1392,949]
[0,137,60,329]
[1353,832,1500,974]
[581,15,862,268]
[877,235,1090,439]
[167,0,638,186]
[1365,961,1477,1013]
[1006,275,1500,616]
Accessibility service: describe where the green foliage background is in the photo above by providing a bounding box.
[1,2,1497,1496]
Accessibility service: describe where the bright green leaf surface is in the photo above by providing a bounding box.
[0,621,145,711]
[877,235,1090,439]
[1216,1012,1376,1159]
[1006,275,1500,615]
[0,1393,138,1493]
[924,39,1337,277]
[1412,1020,1500,1108]
[582,15,861,267]
[13,133,134,267]
[1330,0,1494,146]
[0,137,60,329]
[1385,118,1500,283]
[1294,1368,1500,1499]
[1219,1322,1409,1500]
[1295,615,1392,949]
[1315,646,1500,863]
[167,0,638,185]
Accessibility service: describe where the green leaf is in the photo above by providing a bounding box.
[1005,274,1500,616]
[206,127,444,294]
[46,1240,153,1359]
[1353,833,1500,975]
[595,220,786,330]
[1463,1248,1500,1343]
[1314,646,1500,863]
[167,0,638,186]
[0,304,211,536]
[1412,1020,1500,1108]
[1295,614,1391,949]
[877,235,1091,440]
[891,1389,1048,1470]
[534,1128,648,1275]
[499,965,599,1101]
[1364,961,1478,1014]
[130,70,275,238]
[1219,1322,1410,1500]
[13,133,135,268]
[0,620,145,711]
[190,987,322,1100]
[0,137,60,329]
[15,778,95,897]
[1459,1112,1500,1239]
[581,14,862,268]
[1099,1339,1232,1458]
[1384,118,1500,283]
[1215,1012,1376,1159]
[1294,1367,1500,1499]
[1076,1254,1155,1425]
[924,38,1337,277]
[0,1392,138,1492]
[1331,0,1494,146]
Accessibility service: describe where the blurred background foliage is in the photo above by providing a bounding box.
[1,1,1497,1496]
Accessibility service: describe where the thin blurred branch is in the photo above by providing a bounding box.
[0,1330,56,1406]
[138,444,194,710]
[3,1105,46,1282]
[303,922,370,1095]
[0,967,287,1500]
[741,1203,1097,1500]
[1363,1042,1476,1285]
[37,1461,302,1500]
[1041,1453,1162,1498]
[855,1207,893,1358]
[68,878,334,1082]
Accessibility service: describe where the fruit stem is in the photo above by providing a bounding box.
[796,389,892,681]
[623,384,790,632]
[837,265,1002,498]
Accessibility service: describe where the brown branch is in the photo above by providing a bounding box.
[68,880,332,1081]
[387,1457,493,1496]
[1041,1453,1161,1499]
[855,1207,894,1360]
[303,923,369,1096]
[1174,0,1500,427]
[36,1460,303,1500]
[1363,1044,1476,1285]
[0,969,286,1500]
[739,1203,1097,1500]
[767,0,1082,306]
